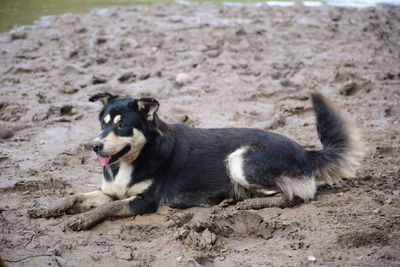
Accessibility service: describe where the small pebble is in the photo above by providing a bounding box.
[307,255,317,262]
[175,73,192,85]
[372,208,380,214]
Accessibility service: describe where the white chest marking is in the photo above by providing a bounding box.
[101,162,132,199]
[101,162,153,199]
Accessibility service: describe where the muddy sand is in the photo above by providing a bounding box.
[0,2,400,266]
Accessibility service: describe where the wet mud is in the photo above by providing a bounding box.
[1,2,400,266]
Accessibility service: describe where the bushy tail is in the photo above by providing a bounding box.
[308,93,365,185]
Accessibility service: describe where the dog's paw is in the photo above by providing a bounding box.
[28,205,68,218]
[28,207,51,218]
[29,197,79,219]
[65,215,92,231]
[235,200,252,210]
[236,197,285,210]
[218,198,235,207]
[65,216,85,231]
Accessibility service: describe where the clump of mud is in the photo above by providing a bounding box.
[171,209,278,249]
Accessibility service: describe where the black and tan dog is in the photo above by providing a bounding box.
[30,92,364,231]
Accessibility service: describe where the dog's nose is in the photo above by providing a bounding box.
[92,141,103,153]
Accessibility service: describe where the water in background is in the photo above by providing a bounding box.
[0,0,399,32]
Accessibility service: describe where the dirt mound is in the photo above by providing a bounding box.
[337,231,389,248]
[172,209,278,249]
[172,208,289,248]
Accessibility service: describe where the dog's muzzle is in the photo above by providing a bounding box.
[91,138,131,166]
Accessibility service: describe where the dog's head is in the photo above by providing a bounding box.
[89,92,161,166]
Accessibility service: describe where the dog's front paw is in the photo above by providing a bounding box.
[28,207,52,218]
[29,197,78,219]
[65,216,86,231]
[65,215,94,231]
[236,197,285,210]
[235,200,252,210]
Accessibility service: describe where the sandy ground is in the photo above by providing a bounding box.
[0,2,400,266]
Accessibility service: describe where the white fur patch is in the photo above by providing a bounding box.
[113,115,121,124]
[101,161,133,199]
[101,162,153,199]
[276,176,316,202]
[226,146,249,187]
[104,114,111,124]
[127,179,153,196]
[100,128,147,162]
[226,146,253,199]
[257,189,278,196]
[121,128,147,162]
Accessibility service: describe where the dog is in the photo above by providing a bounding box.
[30,92,364,231]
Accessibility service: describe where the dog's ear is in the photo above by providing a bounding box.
[129,98,159,121]
[89,93,118,105]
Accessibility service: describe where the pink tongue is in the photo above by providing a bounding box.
[98,155,111,166]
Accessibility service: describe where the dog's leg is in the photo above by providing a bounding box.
[65,194,158,231]
[236,196,285,210]
[29,191,113,218]
[236,195,305,210]
[68,191,115,214]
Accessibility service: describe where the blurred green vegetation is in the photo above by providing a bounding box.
[0,0,312,32]
[0,0,160,32]
[0,0,392,32]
